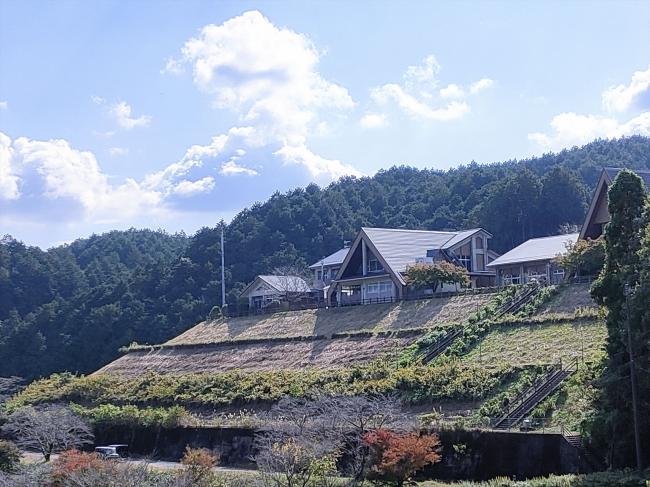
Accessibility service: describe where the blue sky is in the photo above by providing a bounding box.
[1,1,649,248]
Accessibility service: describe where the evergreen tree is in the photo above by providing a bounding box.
[590,170,649,467]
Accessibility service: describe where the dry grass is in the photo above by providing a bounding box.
[462,320,606,366]
[534,283,597,315]
[98,334,417,376]
[167,294,494,346]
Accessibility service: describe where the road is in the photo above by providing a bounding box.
[21,451,256,475]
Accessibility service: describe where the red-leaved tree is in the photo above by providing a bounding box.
[363,429,441,486]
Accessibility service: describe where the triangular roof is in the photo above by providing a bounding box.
[579,167,650,240]
[487,233,579,267]
[239,275,311,297]
[309,247,349,269]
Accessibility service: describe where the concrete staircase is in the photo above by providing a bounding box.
[421,327,464,364]
[493,360,577,430]
[564,434,605,472]
[494,282,542,319]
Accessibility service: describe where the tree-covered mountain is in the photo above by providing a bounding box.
[2,136,650,379]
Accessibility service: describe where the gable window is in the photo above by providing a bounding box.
[475,236,484,249]
[368,256,383,272]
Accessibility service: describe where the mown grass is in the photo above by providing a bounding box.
[462,321,606,367]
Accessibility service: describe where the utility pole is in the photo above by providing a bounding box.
[624,283,643,470]
[220,222,226,308]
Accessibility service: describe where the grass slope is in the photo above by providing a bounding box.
[166,294,495,345]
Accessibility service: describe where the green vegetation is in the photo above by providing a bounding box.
[461,321,606,367]
[8,362,516,410]
[555,238,606,279]
[590,169,650,468]
[69,403,189,429]
[404,262,470,293]
[417,469,650,486]
[1,138,649,380]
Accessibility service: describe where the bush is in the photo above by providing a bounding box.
[180,446,218,486]
[0,439,21,473]
[364,429,441,486]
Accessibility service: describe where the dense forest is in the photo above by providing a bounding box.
[2,136,650,379]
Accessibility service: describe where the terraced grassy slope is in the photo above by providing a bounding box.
[534,283,596,315]
[167,293,494,346]
[462,320,606,366]
[97,334,417,376]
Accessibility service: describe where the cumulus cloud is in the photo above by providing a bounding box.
[359,113,387,128]
[0,133,20,200]
[530,66,650,151]
[275,144,361,179]
[110,101,152,129]
[0,132,219,222]
[220,160,259,176]
[165,10,358,180]
[602,65,650,113]
[0,101,7,110]
[528,112,650,151]
[369,55,492,122]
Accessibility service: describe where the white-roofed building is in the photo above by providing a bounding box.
[487,233,579,286]
[326,227,498,306]
[239,275,313,310]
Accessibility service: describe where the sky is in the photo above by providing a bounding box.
[1,1,649,249]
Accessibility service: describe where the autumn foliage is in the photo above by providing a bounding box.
[50,449,114,484]
[363,429,441,486]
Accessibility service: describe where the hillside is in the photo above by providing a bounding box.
[2,136,647,379]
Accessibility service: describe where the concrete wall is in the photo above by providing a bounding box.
[94,425,592,479]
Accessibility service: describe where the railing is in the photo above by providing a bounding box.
[493,359,578,430]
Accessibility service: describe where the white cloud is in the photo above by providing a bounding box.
[110,101,152,129]
[172,177,215,196]
[109,147,129,156]
[0,101,7,110]
[439,84,465,99]
[372,83,470,121]
[220,160,259,176]
[369,55,491,121]
[167,10,358,180]
[275,144,361,179]
[0,133,20,200]
[359,113,387,128]
[528,112,650,151]
[0,132,219,222]
[602,65,650,113]
[469,78,494,94]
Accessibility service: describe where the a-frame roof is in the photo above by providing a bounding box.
[579,167,650,240]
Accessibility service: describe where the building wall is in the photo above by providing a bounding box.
[494,260,566,286]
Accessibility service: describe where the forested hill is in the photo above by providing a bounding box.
[2,136,650,379]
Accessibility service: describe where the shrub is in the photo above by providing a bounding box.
[180,446,218,486]
[50,449,111,484]
[364,429,441,486]
[0,439,21,473]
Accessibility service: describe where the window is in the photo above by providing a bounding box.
[322,269,329,280]
[456,243,472,272]
[368,256,383,272]
[475,237,484,249]
[317,270,322,280]
[476,254,485,271]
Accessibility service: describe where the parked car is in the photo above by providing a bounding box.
[94,444,129,460]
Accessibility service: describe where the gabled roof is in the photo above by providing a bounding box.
[603,167,650,187]
[309,247,349,269]
[361,227,488,276]
[487,233,579,268]
[579,167,650,240]
[239,275,311,297]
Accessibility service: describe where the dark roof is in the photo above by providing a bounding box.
[309,247,349,269]
[604,167,650,189]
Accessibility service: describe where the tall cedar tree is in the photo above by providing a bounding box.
[590,170,649,468]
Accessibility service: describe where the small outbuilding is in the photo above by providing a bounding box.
[239,275,312,310]
[487,233,579,286]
